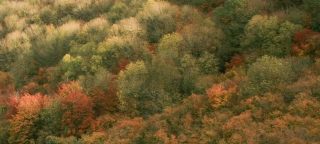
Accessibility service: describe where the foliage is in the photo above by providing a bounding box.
[104,117,144,143]
[241,55,294,96]
[292,29,320,58]
[45,135,79,144]
[97,34,150,71]
[137,0,177,43]
[8,93,49,144]
[117,60,149,116]
[80,132,107,144]
[197,52,219,75]
[40,98,63,137]
[58,82,94,137]
[107,2,130,23]
[179,54,200,95]
[0,0,320,143]
[156,33,183,62]
[206,84,237,109]
[39,7,57,25]
[214,0,266,47]
[0,120,10,144]
[241,15,302,57]
[302,0,320,31]
[180,20,224,58]
[90,85,118,116]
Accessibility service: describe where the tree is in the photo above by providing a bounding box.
[225,54,245,70]
[214,0,266,47]
[8,93,49,144]
[4,14,27,32]
[166,0,225,7]
[107,2,130,23]
[137,0,177,43]
[90,85,118,116]
[39,7,57,25]
[104,117,143,143]
[117,60,149,116]
[150,57,181,104]
[179,54,200,95]
[206,84,237,109]
[58,82,94,137]
[180,20,224,58]
[0,120,10,144]
[59,54,84,81]
[82,17,110,43]
[97,35,150,72]
[303,0,320,31]
[0,30,31,72]
[32,21,80,67]
[0,72,14,118]
[196,52,219,75]
[241,55,294,96]
[39,98,63,137]
[292,29,320,58]
[2,93,20,120]
[156,33,183,63]
[241,15,302,57]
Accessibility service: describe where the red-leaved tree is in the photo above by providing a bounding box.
[3,93,20,119]
[292,29,320,58]
[58,82,94,137]
[8,93,49,144]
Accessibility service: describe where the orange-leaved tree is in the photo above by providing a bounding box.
[58,82,94,137]
[2,93,19,119]
[8,93,49,144]
[206,83,237,109]
[292,29,320,58]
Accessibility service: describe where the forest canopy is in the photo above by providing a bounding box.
[0,0,320,143]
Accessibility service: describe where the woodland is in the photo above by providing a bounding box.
[0,0,320,143]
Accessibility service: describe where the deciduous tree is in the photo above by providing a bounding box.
[8,93,49,144]
[58,82,94,137]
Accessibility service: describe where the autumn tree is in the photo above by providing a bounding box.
[302,0,320,31]
[117,60,149,116]
[196,52,220,75]
[98,17,150,71]
[88,73,119,116]
[0,72,14,116]
[180,19,224,58]
[225,54,245,70]
[137,0,177,43]
[179,54,200,95]
[8,93,49,144]
[2,93,20,120]
[104,117,143,143]
[107,2,130,23]
[0,120,10,144]
[214,0,266,47]
[39,6,58,25]
[59,54,84,81]
[292,29,320,58]
[241,15,302,57]
[58,82,94,137]
[241,55,294,96]
[32,21,80,67]
[39,98,63,138]
[82,17,110,43]
[206,84,237,109]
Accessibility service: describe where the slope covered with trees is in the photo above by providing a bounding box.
[0,0,320,143]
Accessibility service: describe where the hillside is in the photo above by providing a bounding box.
[0,0,320,143]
